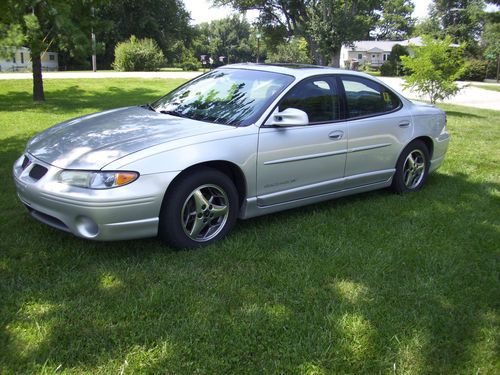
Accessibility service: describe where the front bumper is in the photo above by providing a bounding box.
[13,154,178,241]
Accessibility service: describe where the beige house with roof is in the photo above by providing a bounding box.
[0,47,58,72]
[340,37,422,69]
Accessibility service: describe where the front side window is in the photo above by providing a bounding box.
[341,76,400,119]
[152,69,294,126]
[279,78,340,123]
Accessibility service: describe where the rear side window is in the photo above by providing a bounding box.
[279,78,340,123]
[341,76,400,119]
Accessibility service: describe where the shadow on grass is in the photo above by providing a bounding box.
[444,110,486,119]
[0,85,167,114]
[1,148,498,374]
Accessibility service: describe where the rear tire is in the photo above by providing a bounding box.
[159,167,239,249]
[391,140,430,193]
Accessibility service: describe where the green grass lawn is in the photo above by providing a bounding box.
[0,79,498,374]
[471,83,500,92]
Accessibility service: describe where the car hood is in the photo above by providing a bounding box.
[26,106,232,170]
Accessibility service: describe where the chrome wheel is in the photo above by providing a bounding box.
[181,184,229,242]
[403,149,426,189]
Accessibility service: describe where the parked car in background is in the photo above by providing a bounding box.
[13,64,450,248]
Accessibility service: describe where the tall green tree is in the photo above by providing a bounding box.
[308,0,380,66]
[97,0,191,67]
[0,0,98,101]
[376,0,415,40]
[193,16,256,64]
[482,14,500,80]
[428,0,485,54]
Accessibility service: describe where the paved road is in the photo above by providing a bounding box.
[1,70,499,110]
[378,77,500,111]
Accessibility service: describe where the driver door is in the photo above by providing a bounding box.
[256,76,348,206]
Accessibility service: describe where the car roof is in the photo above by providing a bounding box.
[220,63,373,80]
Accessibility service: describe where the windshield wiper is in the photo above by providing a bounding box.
[159,110,189,118]
[140,103,156,112]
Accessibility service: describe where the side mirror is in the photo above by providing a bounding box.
[266,108,309,127]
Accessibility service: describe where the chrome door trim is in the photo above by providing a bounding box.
[263,149,348,165]
[348,143,392,153]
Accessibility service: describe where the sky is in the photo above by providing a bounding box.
[183,0,499,25]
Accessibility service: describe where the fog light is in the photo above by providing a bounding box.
[75,216,99,238]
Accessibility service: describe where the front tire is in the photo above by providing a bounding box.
[391,140,430,193]
[159,167,239,249]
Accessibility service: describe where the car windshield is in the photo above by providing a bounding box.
[151,68,294,126]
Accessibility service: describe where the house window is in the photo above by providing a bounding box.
[20,52,24,64]
[12,55,16,64]
[49,54,55,61]
[357,53,362,60]
[372,54,376,58]
[383,54,387,61]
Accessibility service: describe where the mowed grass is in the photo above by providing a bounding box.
[471,83,500,92]
[0,78,498,374]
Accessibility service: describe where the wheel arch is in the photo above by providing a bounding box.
[408,136,434,159]
[164,160,247,210]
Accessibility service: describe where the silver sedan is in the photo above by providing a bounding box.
[13,64,450,248]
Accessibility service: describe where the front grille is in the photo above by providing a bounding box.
[29,164,48,180]
[21,156,31,170]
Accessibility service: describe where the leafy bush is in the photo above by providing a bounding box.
[380,62,395,76]
[181,58,201,71]
[266,37,311,64]
[381,44,409,76]
[402,35,465,104]
[113,36,164,71]
[460,59,488,81]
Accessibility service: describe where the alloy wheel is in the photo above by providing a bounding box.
[403,149,426,189]
[181,184,229,242]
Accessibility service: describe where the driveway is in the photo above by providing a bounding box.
[1,70,499,110]
[378,77,500,111]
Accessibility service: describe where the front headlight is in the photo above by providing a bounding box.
[58,170,139,189]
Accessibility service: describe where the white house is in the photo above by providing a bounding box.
[340,37,422,69]
[0,47,59,72]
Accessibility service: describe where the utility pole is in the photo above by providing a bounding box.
[91,5,97,72]
[256,32,261,63]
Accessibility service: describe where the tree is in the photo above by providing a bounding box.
[266,36,312,64]
[482,17,500,81]
[428,0,486,54]
[0,0,97,101]
[376,0,415,40]
[380,44,409,76]
[97,0,191,67]
[216,0,417,66]
[308,0,380,67]
[192,16,257,65]
[402,35,465,103]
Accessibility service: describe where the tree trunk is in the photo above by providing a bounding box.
[304,34,323,65]
[31,52,45,102]
[497,55,499,83]
[330,47,341,68]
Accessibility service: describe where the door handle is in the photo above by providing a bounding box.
[329,130,344,140]
[399,121,411,128]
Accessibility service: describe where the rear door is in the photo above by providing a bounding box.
[340,75,413,188]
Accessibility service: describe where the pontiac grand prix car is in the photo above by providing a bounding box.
[13,64,450,248]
